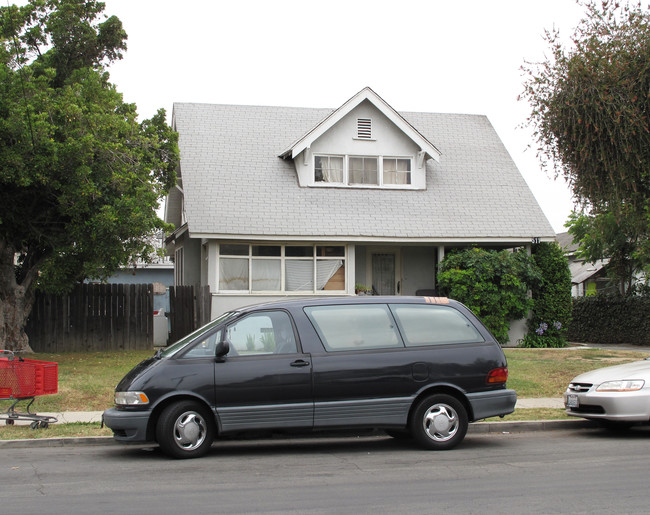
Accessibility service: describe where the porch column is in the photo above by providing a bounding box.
[347,244,356,294]
[436,246,445,293]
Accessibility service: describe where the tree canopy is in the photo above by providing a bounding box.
[0,0,179,351]
[567,210,645,293]
[521,0,650,217]
[521,0,650,293]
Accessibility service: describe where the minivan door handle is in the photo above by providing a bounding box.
[290,359,310,367]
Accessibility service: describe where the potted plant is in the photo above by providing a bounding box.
[355,284,373,296]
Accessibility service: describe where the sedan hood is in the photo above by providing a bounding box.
[571,359,650,384]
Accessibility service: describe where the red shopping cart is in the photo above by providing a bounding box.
[0,350,58,429]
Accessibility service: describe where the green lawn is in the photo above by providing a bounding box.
[504,347,648,397]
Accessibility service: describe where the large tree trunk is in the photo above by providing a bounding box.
[0,241,36,353]
[0,285,34,353]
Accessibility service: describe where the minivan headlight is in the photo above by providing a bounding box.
[596,380,644,392]
[115,391,150,405]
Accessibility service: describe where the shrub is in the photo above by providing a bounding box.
[519,242,572,348]
[437,248,541,344]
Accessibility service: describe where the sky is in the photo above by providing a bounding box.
[98,0,588,233]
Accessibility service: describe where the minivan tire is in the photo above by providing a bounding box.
[156,400,215,459]
[410,394,468,450]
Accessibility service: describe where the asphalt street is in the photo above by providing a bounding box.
[2,426,649,513]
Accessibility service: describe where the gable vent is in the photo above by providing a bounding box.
[357,118,372,139]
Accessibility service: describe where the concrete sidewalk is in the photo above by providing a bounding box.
[3,399,565,426]
[2,411,104,426]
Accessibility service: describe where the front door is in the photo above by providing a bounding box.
[372,252,398,295]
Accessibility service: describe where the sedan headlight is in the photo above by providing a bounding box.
[115,391,150,405]
[596,380,645,392]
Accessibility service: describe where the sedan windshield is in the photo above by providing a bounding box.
[158,311,238,358]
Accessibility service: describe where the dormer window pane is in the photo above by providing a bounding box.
[349,157,378,185]
[315,155,343,183]
[383,158,411,185]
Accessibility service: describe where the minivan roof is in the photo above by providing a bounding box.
[234,296,457,314]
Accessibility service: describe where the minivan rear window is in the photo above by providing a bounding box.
[304,304,402,351]
[390,304,484,346]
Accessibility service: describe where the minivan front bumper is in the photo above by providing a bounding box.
[466,389,517,420]
[103,407,151,442]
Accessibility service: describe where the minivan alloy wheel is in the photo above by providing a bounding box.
[156,401,215,459]
[173,411,207,450]
[410,393,468,450]
[423,404,458,442]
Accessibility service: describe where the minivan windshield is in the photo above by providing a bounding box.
[158,311,238,358]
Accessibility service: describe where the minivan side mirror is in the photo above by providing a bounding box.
[215,340,230,361]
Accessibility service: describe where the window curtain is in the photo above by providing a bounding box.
[285,260,314,291]
[316,260,343,290]
[251,259,281,291]
[325,157,343,183]
[383,158,410,185]
[219,258,249,290]
[285,260,343,291]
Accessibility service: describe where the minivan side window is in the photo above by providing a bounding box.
[304,304,402,351]
[225,311,298,355]
[390,304,485,346]
[182,329,222,358]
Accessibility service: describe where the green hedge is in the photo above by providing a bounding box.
[568,296,650,344]
[519,242,572,348]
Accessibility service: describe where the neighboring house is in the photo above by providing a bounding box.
[92,231,174,311]
[165,87,555,343]
[89,231,174,345]
[556,231,611,296]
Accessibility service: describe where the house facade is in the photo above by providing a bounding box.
[165,88,555,343]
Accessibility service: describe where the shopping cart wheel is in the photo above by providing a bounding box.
[39,421,49,429]
[5,419,14,425]
[30,421,39,430]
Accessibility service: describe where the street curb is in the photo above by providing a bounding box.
[469,418,594,433]
[0,419,594,449]
[0,436,115,449]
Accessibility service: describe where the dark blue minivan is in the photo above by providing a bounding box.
[103,296,516,458]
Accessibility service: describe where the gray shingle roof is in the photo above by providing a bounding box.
[170,102,555,241]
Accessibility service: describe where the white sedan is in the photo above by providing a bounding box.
[564,358,650,428]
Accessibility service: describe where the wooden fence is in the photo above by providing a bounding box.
[168,285,211,344]
[26,283,154,352]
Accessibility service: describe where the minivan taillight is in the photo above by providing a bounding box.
[487,367,508,384]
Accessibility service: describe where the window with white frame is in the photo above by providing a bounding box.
[313,155,412,187]
[383,157,411,185]
[349,156,378,185]
[218,244,346,293]
[315,155,344,183]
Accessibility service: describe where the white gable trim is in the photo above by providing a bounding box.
[280,87,442,163]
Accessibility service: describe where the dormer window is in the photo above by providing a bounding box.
[383,158,411,185]
[314,154,413,188]
[315,155,344,183]
[349,157,378,185]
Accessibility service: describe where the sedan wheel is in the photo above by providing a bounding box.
[411,394,468,450]
[157,401,215,459]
